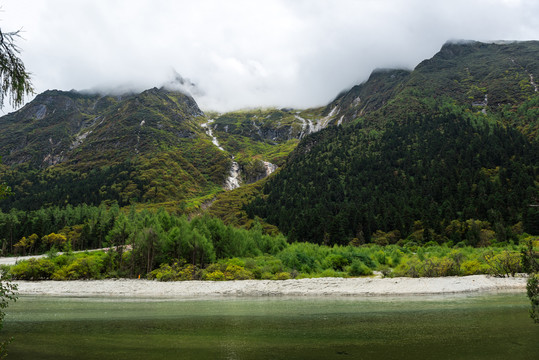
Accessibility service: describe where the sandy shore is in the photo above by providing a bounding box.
[13,275,527,298]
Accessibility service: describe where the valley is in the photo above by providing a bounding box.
[0,40,537,285]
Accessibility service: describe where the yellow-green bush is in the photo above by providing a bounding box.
[148,262,198,281]
[421,257,459,277]
[392,258,422,278]
[223,264,254,280]
[485,250,522,277]
[318,269,348,278]
[9,258,55,280]
[460,259,486,275]
[52,256,103,280]
[261,271,274,279]
[204,270,225,281]
[274,272,291,280]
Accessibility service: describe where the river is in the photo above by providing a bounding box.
[3,292,538,359]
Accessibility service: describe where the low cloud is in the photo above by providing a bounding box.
[2,0,539,113]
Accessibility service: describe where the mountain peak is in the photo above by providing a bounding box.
[0,85,207,168]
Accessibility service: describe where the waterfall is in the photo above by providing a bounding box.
[224,160,241,190]
[201,119,241,190]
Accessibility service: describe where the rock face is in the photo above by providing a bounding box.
[211,108,336,145]
[263,161,277,176]
[239,159,279,184]
[225,161,241,190]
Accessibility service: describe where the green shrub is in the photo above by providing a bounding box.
[148,264,176,281]
[324,254,349,271]
[278,243,321,273]
[460,259,484,275]
[351,252,376,269]
[392,258,422,278]
[421,257,459,277]
[52,254,74,268]
[224,264,254,280]
[319,269,347,278]
[261,258,285,275]
[527,274,539,323]
[250,267,263,279]
[373,250,387,265]
[225,258,245,268]
[244,258,257,270]
[347,260,373,276]
[204,263,226,273]
[148,262,197,281]
[388,248,403,266]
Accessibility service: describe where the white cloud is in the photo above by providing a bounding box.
[1,0,538,113]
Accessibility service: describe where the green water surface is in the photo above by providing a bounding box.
[2,292,538,359]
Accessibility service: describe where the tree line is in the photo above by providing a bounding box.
[1,204,288,275]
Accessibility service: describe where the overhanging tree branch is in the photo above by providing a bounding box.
[0,28,33,109]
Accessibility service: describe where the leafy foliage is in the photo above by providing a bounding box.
[0,29,33,109]
[0,278,16,359]
[4,205,288,277]
[527,275,539,323]
[521,238,539,323]
[7,232,532,282]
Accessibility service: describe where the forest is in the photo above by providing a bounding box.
[1,203,536,283]
[246,100,539,246]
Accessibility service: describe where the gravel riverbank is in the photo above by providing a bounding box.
[13,275,527,298]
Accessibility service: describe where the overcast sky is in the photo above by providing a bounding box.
[2,0,538,113]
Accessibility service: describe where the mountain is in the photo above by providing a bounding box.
[0,87,231,210]
[0,87,326,211]
[1,40,538,243]
[244,41,539,244]
[323,40,539,138]
[0,88,205,167]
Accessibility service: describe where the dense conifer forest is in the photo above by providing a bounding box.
[247,101,539,245]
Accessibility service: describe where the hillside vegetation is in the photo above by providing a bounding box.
[0,88,230,210]
[0,40,538,273]
[246,41,539,245]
